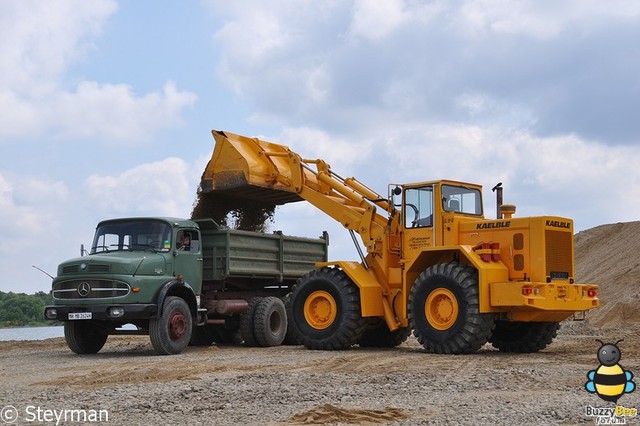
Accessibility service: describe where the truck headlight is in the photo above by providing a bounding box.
[109,307,125,318]
[44,308,58,319]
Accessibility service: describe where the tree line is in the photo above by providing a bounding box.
[0,291,56,327]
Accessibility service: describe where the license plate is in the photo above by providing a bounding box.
[68,312,92,320]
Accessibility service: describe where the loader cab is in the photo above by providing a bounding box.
[399,180,484,255]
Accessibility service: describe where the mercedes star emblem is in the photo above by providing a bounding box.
[77,282,91,297]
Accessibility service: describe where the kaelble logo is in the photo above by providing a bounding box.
[585,339,636,403]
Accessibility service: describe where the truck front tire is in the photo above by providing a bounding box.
[150,296,192,355]
[64,321,108,354]
[409,262,494,354]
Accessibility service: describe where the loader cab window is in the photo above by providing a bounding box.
[441,185,483,216]
[404,186,433,228]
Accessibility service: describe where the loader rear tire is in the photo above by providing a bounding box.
[358,319,411,348]
[489,321,560,353]
[289,267,367,350]
[240,297,261,347]
[64,321,108,354]
[253,297,287,347]
[409,262,494,354]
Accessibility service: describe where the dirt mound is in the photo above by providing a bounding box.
[289,404,410,425]
[191,191,275,232]
[575,221,640,328]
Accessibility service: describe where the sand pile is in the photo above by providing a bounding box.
[575,221,640,328]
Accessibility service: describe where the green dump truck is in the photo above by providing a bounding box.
[44,217,328,355]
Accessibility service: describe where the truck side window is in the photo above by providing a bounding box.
[404,186,433,228]
[176,230,201,253]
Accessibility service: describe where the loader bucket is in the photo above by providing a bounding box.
[199,130,303,205]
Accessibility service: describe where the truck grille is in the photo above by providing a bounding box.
[52,280,130,299]
[545,230,573,278]
[61,264,111,274]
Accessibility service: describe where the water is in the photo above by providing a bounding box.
[0,326,64,341]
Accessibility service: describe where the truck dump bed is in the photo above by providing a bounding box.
[195,219,328,283]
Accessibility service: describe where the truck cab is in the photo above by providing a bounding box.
[44,217,202,354]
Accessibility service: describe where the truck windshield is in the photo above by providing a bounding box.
[442,185,483,216]
[91,220,172,254]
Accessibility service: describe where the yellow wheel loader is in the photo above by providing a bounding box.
[199,130,599,354]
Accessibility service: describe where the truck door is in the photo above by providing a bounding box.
[173,229,203,294]
[402,185,435,260]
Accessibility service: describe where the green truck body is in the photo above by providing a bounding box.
[44,217,328,355]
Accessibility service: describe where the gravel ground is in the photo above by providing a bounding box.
[1,322,638,425]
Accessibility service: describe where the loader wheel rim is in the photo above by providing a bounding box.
[304,290,337,330]
[425,288,459,330]
[169,311,188,340]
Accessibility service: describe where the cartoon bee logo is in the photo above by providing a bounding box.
[585,339,636,403]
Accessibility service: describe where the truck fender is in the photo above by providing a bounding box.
[154,280,198,320]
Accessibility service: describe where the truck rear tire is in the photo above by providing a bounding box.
[253,297,287,347]
[64,321,108,354]
[409,262,494,354]
[150,296,192,355]
[489,321,560,353]
[358,319,410,348]
[288,267,367,350]
[240,297,261,347]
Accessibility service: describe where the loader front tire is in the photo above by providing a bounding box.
[489,321,560,353]
[282,293,301,345]
[289,267,367,350]
[409,262,494,354]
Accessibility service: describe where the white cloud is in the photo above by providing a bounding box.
[457,0,640,39]
[83,157,199,218]
[348,0,409,42]
[0,173,69,253]
[52,81,197,142]
[0,0,197,143]
[0,0,116,93]
[211,0,640,143]
[278,127,372,171]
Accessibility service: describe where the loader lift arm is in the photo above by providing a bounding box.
[201,130,401,259]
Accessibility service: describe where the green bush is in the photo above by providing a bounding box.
[0,291,55,327]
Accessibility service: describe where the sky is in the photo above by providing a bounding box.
[1,0,640,294]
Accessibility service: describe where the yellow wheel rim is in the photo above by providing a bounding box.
[425,288,459,330]
[304,290,337,330]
